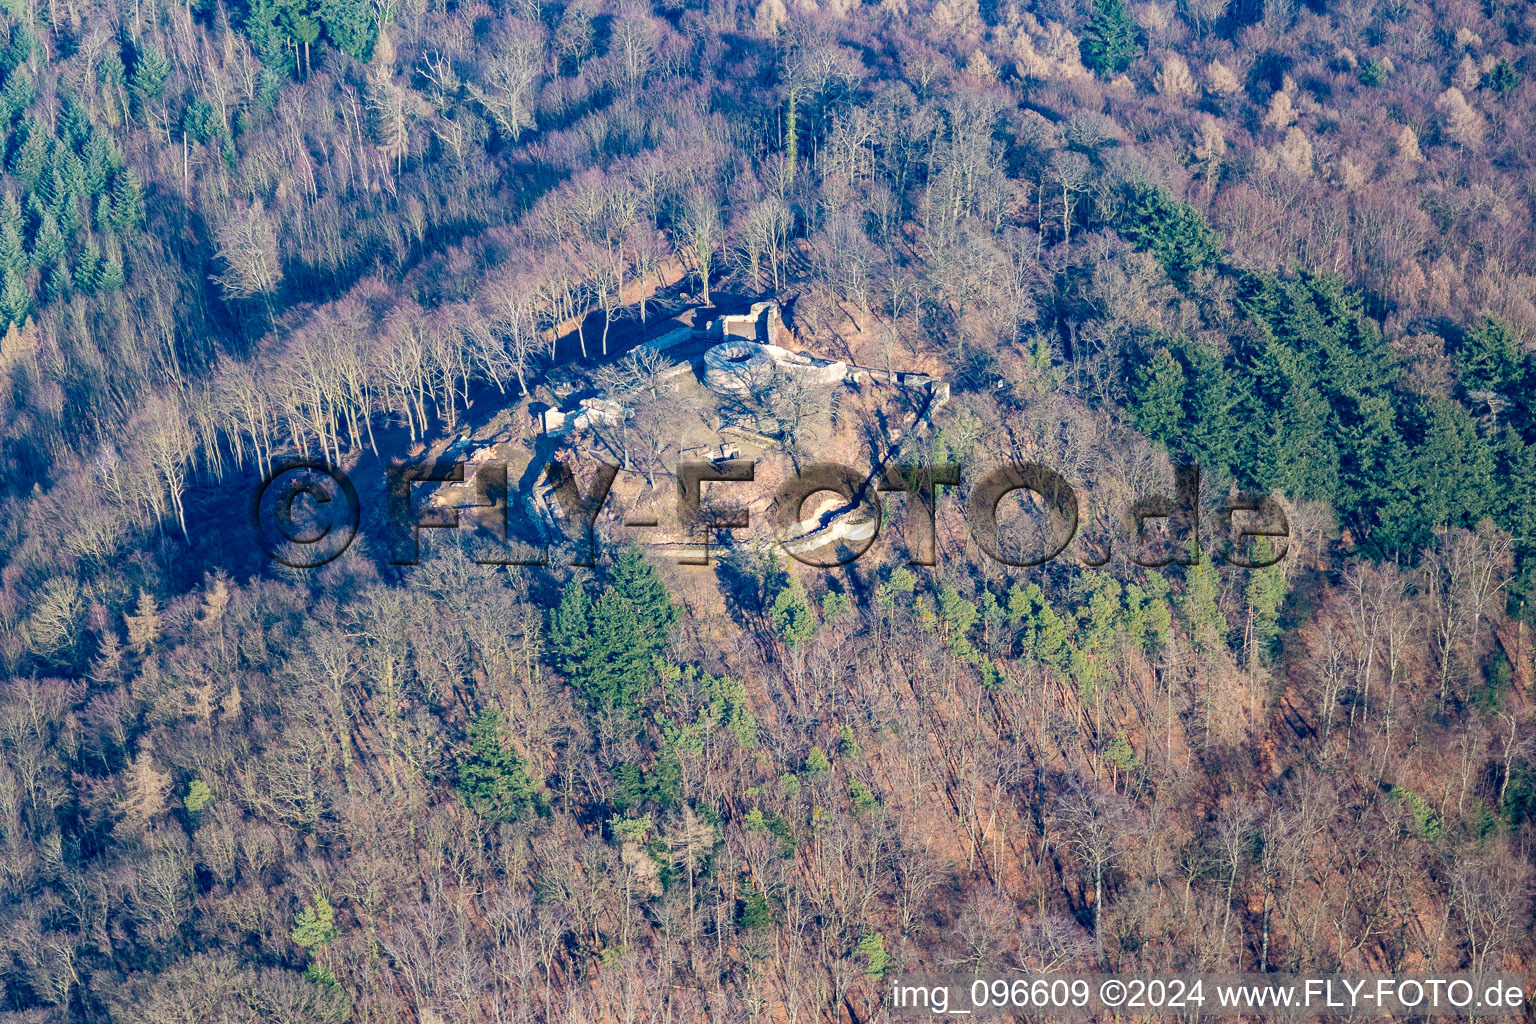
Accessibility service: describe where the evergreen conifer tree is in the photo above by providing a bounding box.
[455,708,541,822]
[1482,58,1521,99]
[83,135,116,197]
[318,0,376,59]
[39,255,70,303]
[98,244,125,291]
[110,170,145,229]
[739,877,772,928]
[550,580,592,679]
[551,579,657,712]
[769,574,817,649]
[1456,317,1521,392]
[1118,184,1220,282]
[59,98,92,147]
[129,46,170,105]
[1008,582,1071,670]
[0,72,34,124]
[1179,560,1228,652]
[290,893,339,950]
[586,590,653,709]
[608,545,676,652]
[75,237,101,291]
[1244,551,1288,652]
[30,211,65,270]
[1131,347,1186,443]
[0,267,31,329]
[1182,344,1240,471]
[11,126,48,189]
[2,26,32,72]
[1080,0,1141,77]
[0,195,27,275]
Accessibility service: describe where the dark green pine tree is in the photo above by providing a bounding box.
[610,749,682,811]
[550,580,593,680]
[1235,338,1337,503]
[1181,343,1241,472]
[30,211,65,270]
[1493,430,1536,619]
[1274,377,1338,503]
[75,237,102,292]
[317,0,377,59]
[584,590,653,711]
[98,243,125,291]
[54,176,84,238]
[768,574,817,650]
[37,166,68,219]
[738,877,772,929]
[110,170,145,230]
[0,71,35,124]
[1503,355,1536,444]
[183,98,219,145]
[1130,346,1185,445]
[129,45,171,105]
[10,125,49,189]
[607,545,677,652]
[39,254,70,303]
[98,51,126,94]
[59,97,92,148]
[93,193,113,235]
[1401,398,1495,541]
[1482,58,1521,100]
[0,268,31,329]
[289,13,322,75]
[0,195,27,276]
[1260,273,1407,527]
[455,708,541,823]
[1277,275,1391,392]
[1456,316,1521,393]
[1118,184,1221,284]
[25,192,48,230]
[58,150,87,199]
[82,134,118,198]
[241,0,286,67]
[1079,0,1141,77]
[1337,388,1409,532]
[550,580,656,712]
[1180,559,1229,653]
[2,27,32,71]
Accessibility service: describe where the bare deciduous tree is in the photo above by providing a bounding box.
[677,191,721,306]
[468,21,546,142]
[1050,783,1142,951]
[212,204,281,303]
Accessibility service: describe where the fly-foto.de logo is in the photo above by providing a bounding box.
[249,457,1289,571]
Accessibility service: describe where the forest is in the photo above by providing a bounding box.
[0,0,1532,1017]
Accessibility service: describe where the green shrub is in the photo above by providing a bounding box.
[857,932,889,978]
[291,893,339,951]
[1482,58,1521,97]
[1388,785,1442,842]
[738,878,772,929]
[183,778,214,815]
